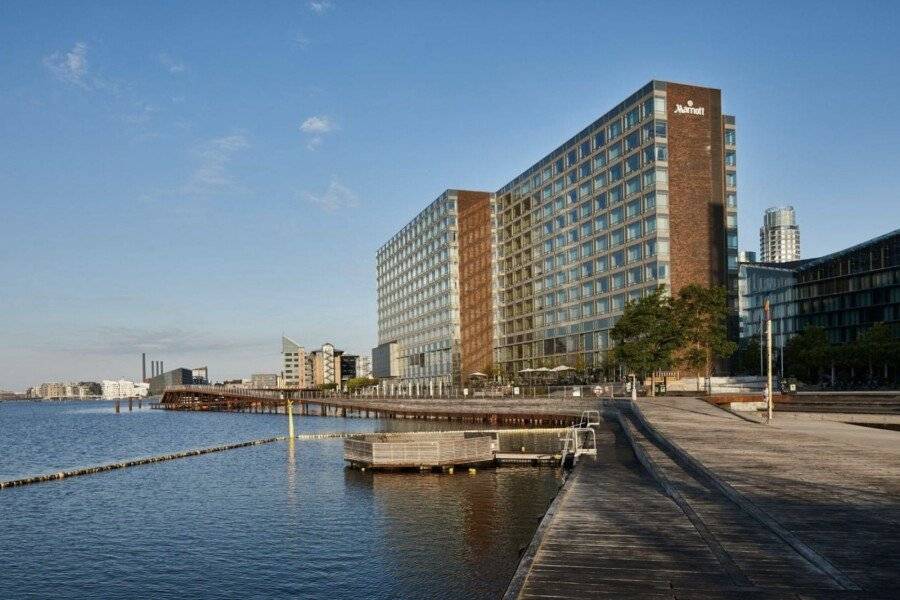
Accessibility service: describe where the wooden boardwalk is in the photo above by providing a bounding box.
[507,401,897,599]
[635,397,900,596]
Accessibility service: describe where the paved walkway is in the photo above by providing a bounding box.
[636,397,900,595]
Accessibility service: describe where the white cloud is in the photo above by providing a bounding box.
[182,134,250,196]
[303,180,359,212]
[158,53,187,74]
[300,115,334,133]
[300,115,336,150]
[43,42,89,87]
[309,1,333,14]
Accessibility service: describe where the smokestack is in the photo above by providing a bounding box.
[152,361,158,377]
[160,361,164,374]
[142,353,147,382]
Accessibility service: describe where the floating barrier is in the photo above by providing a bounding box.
[0,436,287,490]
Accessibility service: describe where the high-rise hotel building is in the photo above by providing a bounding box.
[376,81,737,384]
[375,190,496,388]
[495,81,737,376]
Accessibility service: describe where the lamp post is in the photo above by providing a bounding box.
[630,373,637,402]
[765,298,773,423]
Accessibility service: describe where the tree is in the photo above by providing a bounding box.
[783,326,830,383]
[734,335,761,376]
[854,323,899,383]
[672,285,736,390]
[610,287,682,396]
[346,377,379,393]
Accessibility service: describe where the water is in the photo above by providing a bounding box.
[0,401,562,599]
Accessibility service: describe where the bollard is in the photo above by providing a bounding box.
[128,398,133,411]
[115,400,120,413]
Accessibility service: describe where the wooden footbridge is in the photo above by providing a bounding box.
[155,385,597,426]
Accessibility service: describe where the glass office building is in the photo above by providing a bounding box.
[375,190,495,389]
[494,81,738,377]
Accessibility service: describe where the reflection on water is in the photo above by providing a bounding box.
[0,402,562,599]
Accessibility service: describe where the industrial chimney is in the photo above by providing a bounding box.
[142,353,147,382]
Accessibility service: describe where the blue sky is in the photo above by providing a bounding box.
[1,1,898,390]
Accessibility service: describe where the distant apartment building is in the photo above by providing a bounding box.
[740,229,899,346]
[356,355,372,378]
[280,337,345,388]
[250,373,278,389]
[759,206,801,263]
[310,343,342,386]
[281,336,309,388]
[101,380,149,399]
[191,366,209,385]
[30,382,101,399]
[376,190,497,389]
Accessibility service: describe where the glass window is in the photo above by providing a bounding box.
[644,215,657,233]
[579,200,593,218]
[611,250,625,268]
[643,146,654,165]
[726,171,737,187]
[567,170,577,186]
[641,122,654,142]
[626,199,641,218]
[626,221,641,240]
[593,214,608,231]
[594,234,609,251]
[642,170,656,187]
[625,153,640,173]
[610,207,624,224]
[644,239,656,257]
[597,298,609,314]
[579,182,592,198]
[567,149,577,167]
[595,256,608,272]
[655,120,667,138]
[595,193,608,211]
[579,162,591,179]
[594,172,607,189]
[726,214,737,228]
[609,163,622,182]
[593,151,607,169]
[608,119,622,139]
[725,151,736,166]
[645,263,657,280]
[583,301,594,317]
[727,232,738,249]
[554,178,564,193]
[593,130,605,149]
[611,272,625,289]
[724,129,736,145]
[542,168,551,182]
[627,267,642,285]
[656,168,668,184]
[627,244,642,262]
[608,141,622,160]
[726,193,737,208]
[653,96,666,114]
[554,158,564,175]
[580,140,591,158]
[581,241,593,257]
[626,176,641,195]
[581,261,594,277]
[625,107,639,128]
[624,131,640,152]
[609,184,623,204]
[656,144,668,161]
[642,97,653,118]
[580,221,593,237]
[582,281,594,296]
[610,228,624,246]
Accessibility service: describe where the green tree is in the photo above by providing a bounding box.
[784,326,830,383]
[346,377,379,393]
[735,335,761,375]
[610,287,682,396]
[672,285,736,390]
[854,323,899,382]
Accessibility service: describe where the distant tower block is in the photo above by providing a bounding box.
[760,206,801,263]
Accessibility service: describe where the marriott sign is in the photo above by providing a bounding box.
[674,99,705,116]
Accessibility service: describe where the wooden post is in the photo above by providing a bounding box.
[286,400,295,439]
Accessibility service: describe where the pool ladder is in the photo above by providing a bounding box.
[559,411,600,467]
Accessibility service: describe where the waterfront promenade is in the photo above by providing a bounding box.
[507,397,899,599]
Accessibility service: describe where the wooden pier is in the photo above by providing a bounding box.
[505,399,898,599]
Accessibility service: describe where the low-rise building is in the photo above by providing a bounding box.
[250,373,278,389]
[101,380,149,399]
[147,368,193,396]
[739,229,899,346]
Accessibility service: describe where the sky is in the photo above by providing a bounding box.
[1,1,899,391]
